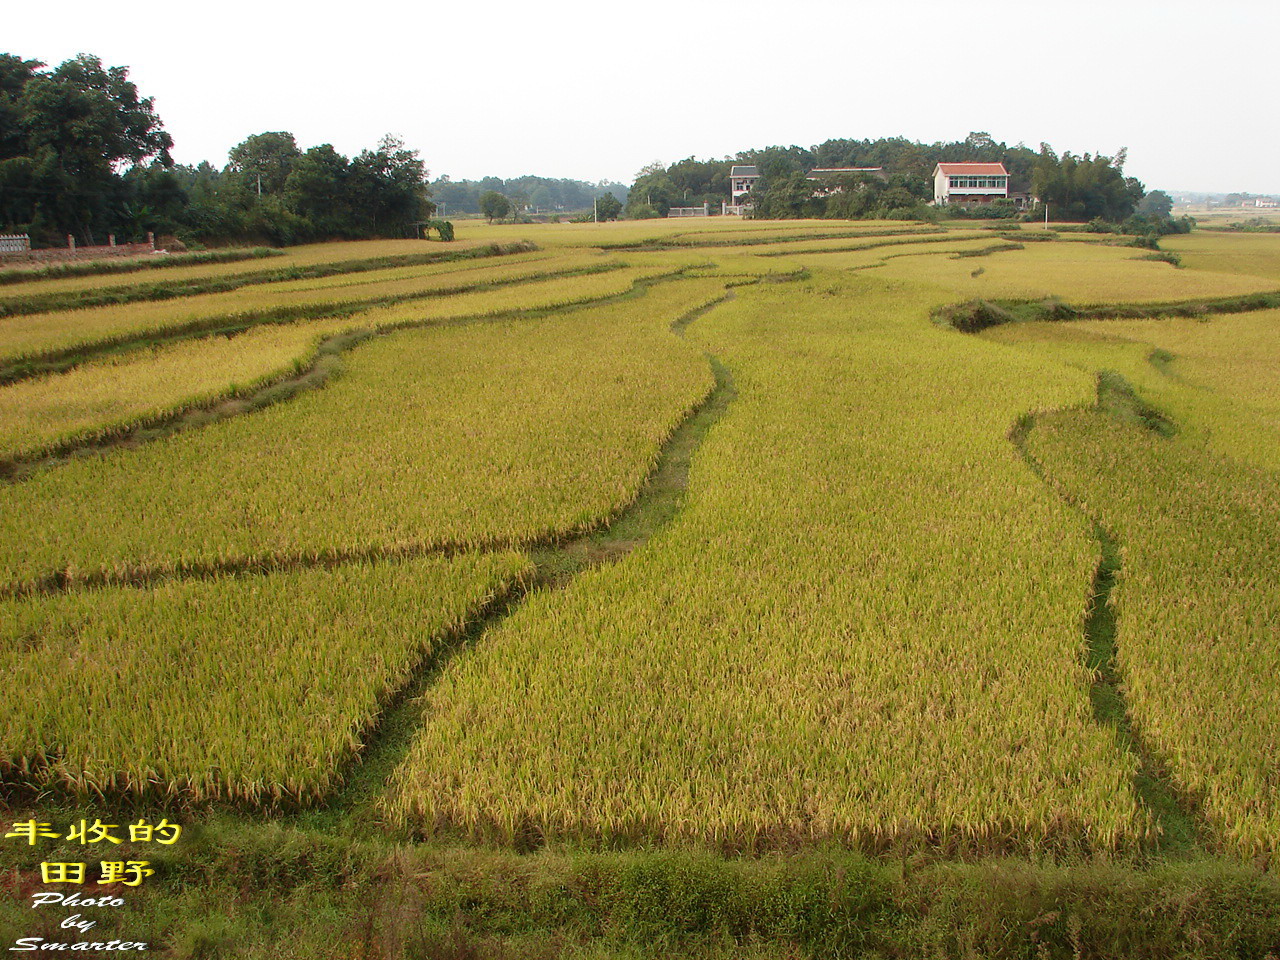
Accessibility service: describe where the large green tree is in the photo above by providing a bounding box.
[348,134,434,235]
[479,190,511,223]
[595,193,622,221]
[1032,145,1145,222]
[0,52,172,243]
[227,131,301,196]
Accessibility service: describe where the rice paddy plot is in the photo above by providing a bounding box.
[1162,232,1280,281]
[0,317,361,463]
[0,239,495,301]
[0,251,605,367]
[0,278,723,592]
[388,272,1150,853]
[1024,409,1280,858]
[984,309,1280,472]
[0,550,531,804]
[876,239,1278,303]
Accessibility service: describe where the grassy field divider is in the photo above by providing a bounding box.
[2,820,1277,958]
[935,288,1280,332]
[0,256,616,386]
[0,246,284,287]
[600,226,945,251]
[951,241,1025,258]
[1008,376,1205,853]
[0,242,537,317]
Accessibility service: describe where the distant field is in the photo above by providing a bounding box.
[1,220,1277,953]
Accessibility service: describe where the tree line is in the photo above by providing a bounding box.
[1,53,434,247]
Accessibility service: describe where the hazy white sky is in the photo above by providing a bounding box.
[7,0,1277,193]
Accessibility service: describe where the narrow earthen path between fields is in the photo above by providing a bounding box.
[1008,378,1204,854]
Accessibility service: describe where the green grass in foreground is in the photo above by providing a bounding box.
[2,819,1277,959]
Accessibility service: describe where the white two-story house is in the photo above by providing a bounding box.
[933,162,1010,206]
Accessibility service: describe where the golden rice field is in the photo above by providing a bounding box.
[0,277,720,592]
[0,318,357,461]
[0,248,605,365]
[387,274,1150,851]
[1024,411,1280,857]
[1,238,490,298]
[0,221,1277,863]
[0,550,530,803]
[984,309,1280,473]
[1162,231,1280,281]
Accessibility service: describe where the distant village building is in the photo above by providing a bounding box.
[730,165,760,201]
[723,165,761,216]
[933,162,1011,206]
[1255,198,1278,208]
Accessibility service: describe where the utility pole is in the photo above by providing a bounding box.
[593,197,598,223]
[1044,203,1049,228]
[257,173,262,197]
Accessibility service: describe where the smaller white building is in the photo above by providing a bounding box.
[729,165,760,201]
[933,162,1010,206]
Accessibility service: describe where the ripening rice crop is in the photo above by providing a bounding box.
[0,251,608,366]
[669,222,938,245]
[984,308,1280,473]
[0,264,682,464]
[875,240,1279,303]
[0,318,360,462]
[0,277,723,593]
[1024,410,1280,857]
[0,550,531,803]
[750,232,990,259]
[458,218,900,250]
[0,238,495,299]
[1162,232,1280,281]
[348,263,680,331]
[387,272,1150,852]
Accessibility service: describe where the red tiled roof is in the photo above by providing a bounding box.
[936,162,1008,175]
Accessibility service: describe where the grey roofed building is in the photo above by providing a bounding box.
[729,165,761,201]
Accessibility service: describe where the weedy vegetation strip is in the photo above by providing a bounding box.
[0,277,723,594]
[0,551,532,804]
[387,273,1151,852]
